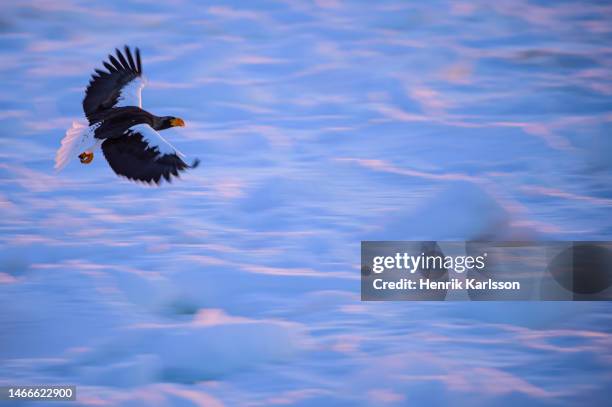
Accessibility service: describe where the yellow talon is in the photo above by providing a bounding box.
[79,151,94,164]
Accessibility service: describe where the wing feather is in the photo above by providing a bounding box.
[101,124,199,185]
[102,61,117,72]
[83,46,145,120]
[124,46,136,72]
[135,48,142,73]
[108,54,123,71]
[115,48,129,70]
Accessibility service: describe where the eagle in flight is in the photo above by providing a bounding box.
[55,46,199,184]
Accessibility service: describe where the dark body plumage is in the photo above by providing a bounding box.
[81,46,198,184]
[88,106,170,140]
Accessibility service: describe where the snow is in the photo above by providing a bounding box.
[370,181,541,241]
[1,0,611,405]
[73,311,303,385]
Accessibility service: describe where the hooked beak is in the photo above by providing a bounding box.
[170,118,185,127]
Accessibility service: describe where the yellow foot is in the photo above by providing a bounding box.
[79,151,94,164]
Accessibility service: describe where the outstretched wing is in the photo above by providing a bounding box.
[101,124,199,184]
[83,46,144,120]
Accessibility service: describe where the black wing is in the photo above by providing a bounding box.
[101,125,199,185]
[83,46,143,120]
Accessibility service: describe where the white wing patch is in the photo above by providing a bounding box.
[114,77,145,108]
[127,124,183,158]
[55,121,101,171]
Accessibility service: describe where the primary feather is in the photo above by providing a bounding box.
[82,46,143,121]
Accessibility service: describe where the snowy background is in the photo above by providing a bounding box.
[1,0,612,405]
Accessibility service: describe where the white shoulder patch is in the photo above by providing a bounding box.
[127,124,182,158]
[115,77,146,108]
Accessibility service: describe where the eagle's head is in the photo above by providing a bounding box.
[157,116,185,130]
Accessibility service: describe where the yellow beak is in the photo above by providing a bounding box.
[170,118,185,127]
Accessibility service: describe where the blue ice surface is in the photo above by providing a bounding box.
[0,0,611,405]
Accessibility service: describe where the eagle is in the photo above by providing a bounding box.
[55,46,199,184]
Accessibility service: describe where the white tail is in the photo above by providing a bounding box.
[55,121,95,171]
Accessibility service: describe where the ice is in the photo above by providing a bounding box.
[72,310,303,385]
[1,0,611,405]
[373,181,541,241]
